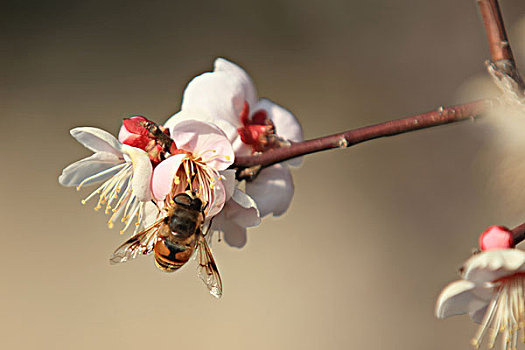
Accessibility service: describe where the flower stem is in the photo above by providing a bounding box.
[232,100,491,170]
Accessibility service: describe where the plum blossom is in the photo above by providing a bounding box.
[58,127,153,233]
[165,58,303,218]
[436,227,524,350]
[151,120,234,218]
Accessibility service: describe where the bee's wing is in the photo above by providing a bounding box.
[110,219,164,264]
[196,234,223,298]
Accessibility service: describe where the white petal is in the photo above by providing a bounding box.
[164,110,239,143]
[179,58,258,128]
[222,222,247,248]
[254,98,303,142]
[463,249,525,284]
[227,189,261,227]
[70,127,123,156]
[207,171,226,218]
[220,170,237,201]
[58,152,123,187]
[245,164,294,217]
[435,280,490,319]
[121,145,153,202]
[231,135,252,157]
[211,214,248,248]
[141,201,161,228]
[214,58,258,108]
[469,304,489,324]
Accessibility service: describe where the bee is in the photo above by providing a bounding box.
[110,192,222,298]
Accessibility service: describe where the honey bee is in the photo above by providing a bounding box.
[110,192,222,298]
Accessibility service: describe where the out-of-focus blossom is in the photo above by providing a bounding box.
[151,120,234,218]
[59,127,153,233]
[436,248,525,350]
[165,58,303,218]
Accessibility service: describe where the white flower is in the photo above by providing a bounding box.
[59,127,154,233]
[165,58,303,218]
[436,249,525,349]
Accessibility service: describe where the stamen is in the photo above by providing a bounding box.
[77,162,147,233]
[472,275,525,350]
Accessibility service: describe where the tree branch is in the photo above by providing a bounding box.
[231,0,523,177]
[233,100,490,170]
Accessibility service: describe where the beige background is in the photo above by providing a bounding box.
[2,1,525,349]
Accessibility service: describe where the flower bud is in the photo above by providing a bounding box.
[118,116,172,165]
[479,225,514,251]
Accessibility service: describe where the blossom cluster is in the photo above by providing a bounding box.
[59,58,303,247]
[436,226,524,350]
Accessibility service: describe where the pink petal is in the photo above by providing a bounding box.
[151,154,187,201]
[179,58,258,128]
[245,164,294,217]
[170,120,234,171]
[118,122,134,143]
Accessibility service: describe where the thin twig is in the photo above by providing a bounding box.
[477,0,514,61]
[477,0,525,90]
[233,100,490,171]
[511,222,525,246]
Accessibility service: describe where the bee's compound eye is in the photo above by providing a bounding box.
[190,197,203,211]
[173,193,191,207]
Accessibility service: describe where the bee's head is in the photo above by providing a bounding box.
[173,192,204,212]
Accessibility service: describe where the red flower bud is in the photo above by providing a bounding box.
[479,225,514,251]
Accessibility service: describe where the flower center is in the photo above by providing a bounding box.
[167,154,220,215]
[472,273,525,350]
[237,101,277,153]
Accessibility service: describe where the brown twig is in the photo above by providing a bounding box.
[511,222,525,246]
[233,100,490,171]
[477,0,525,90]
[477,0,514,62]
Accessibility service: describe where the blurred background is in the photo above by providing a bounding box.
[2,0,525,349]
